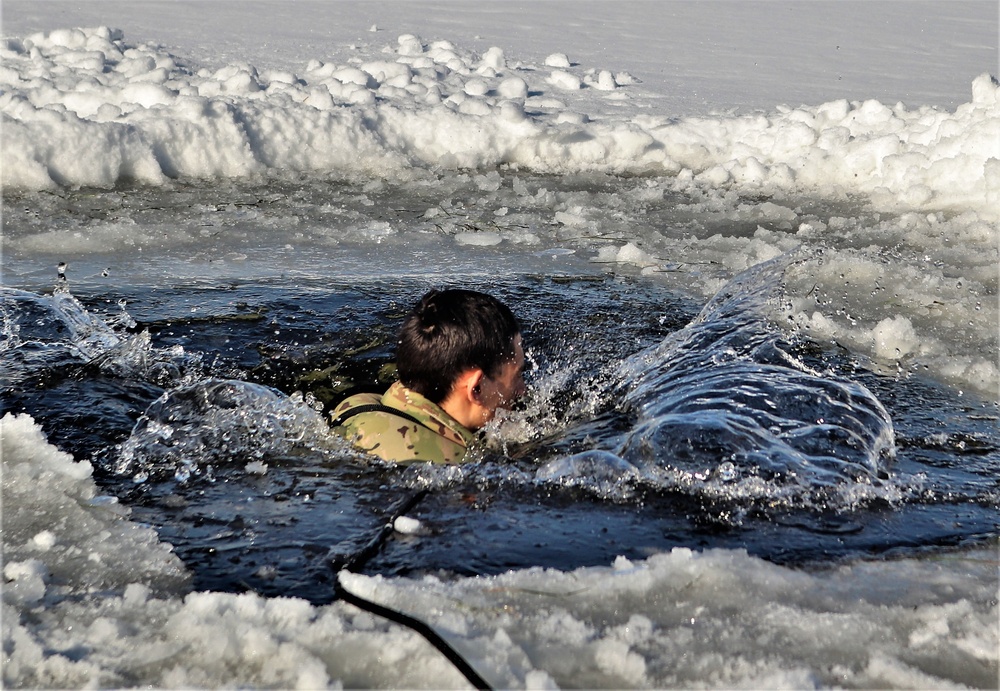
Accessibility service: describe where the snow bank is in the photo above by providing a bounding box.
[3,413,996,688]
[3,27,998,221]
[1,412,188,600]
[346,547,999,689]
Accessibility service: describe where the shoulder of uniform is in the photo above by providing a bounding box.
[329,383,472,464]
[329,391,382,423]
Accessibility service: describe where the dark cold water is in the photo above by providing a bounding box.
[3,258,997,605]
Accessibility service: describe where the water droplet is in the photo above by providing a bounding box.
[717,462,737,482]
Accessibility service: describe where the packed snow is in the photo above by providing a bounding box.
[2,25,998,219]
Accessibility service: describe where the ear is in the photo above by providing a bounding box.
[450,368,485,404]
[439,368,490,431]
[461,369,486,402]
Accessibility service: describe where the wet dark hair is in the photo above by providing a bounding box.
[396,289,520,404]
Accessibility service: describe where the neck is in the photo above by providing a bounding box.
[439,394,485,431]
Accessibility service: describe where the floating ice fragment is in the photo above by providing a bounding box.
[534,248,576,258]
[393,515,424,535]
[554,209,588,227]
[717,461,737,482]
[475,170,501,191]
[594,242,657,267]
[455,231,502,246]
[254,565,278,580]
[244,461,268,475]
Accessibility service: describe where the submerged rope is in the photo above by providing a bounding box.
[330,489,493,690]
[329,489,428,573]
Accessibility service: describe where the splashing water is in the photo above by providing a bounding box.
[0,285,201,387]
[526,252,896,507]
[116,379,334,483]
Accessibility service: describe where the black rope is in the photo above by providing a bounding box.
[334,574,492,690]
[329,489,494,690]
[329,489,428,573]
[328,402,426,430]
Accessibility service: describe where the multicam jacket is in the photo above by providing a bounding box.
[330,381,476,464]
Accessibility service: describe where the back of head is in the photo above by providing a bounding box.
[397,289,520,403]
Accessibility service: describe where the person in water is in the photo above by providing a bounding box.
[330,288,526,464]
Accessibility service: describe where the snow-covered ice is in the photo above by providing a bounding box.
[2,22,997,218]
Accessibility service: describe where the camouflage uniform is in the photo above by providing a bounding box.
[330,381,476,464]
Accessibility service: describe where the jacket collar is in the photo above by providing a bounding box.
[382,382,477,447]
